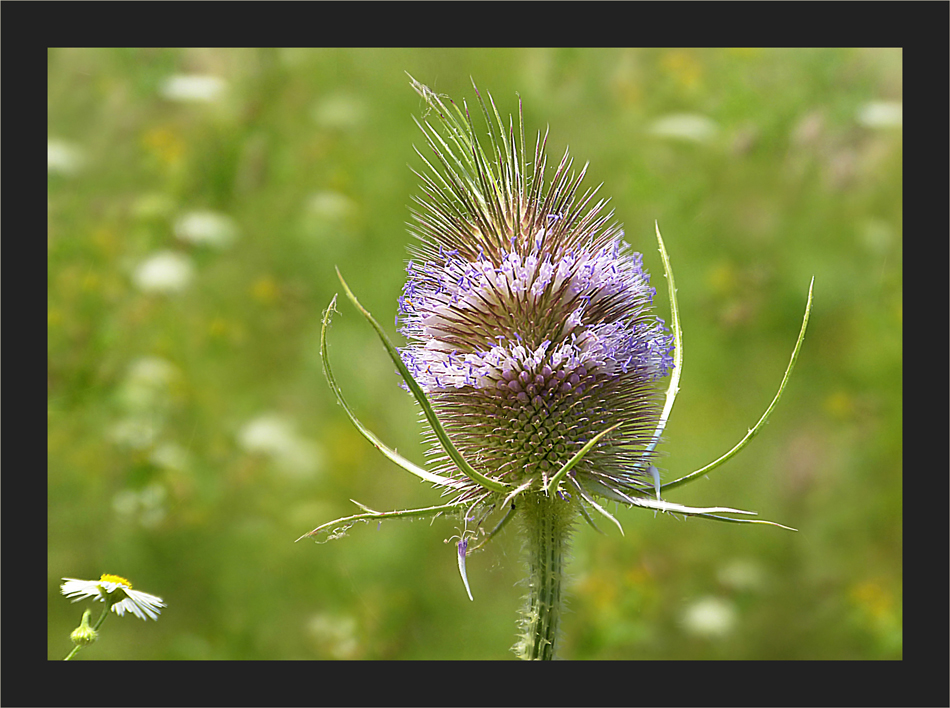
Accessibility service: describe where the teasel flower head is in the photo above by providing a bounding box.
[302,76,812,660]
[397,84,673,511]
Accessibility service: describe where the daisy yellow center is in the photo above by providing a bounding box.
[100,573,132,589]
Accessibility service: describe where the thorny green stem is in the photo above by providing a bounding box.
[514,493,572,660]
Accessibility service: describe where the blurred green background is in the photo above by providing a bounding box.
[48,48,901,660]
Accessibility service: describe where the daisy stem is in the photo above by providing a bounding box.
[514,493,571,660]
[93,606,110,630]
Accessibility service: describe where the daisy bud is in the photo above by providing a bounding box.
[70,610,98,647]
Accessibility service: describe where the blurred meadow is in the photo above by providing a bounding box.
[48,48,902,660]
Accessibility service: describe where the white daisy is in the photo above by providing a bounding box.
[61,574,165,621]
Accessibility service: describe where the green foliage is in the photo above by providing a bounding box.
[49,48,901,659]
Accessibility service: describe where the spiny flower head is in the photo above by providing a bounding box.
[398,79,674,507]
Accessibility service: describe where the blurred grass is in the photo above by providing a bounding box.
[48,48,901,660]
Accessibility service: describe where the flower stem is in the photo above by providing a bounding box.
[514,492,572,660]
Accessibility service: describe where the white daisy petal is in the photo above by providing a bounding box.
[60,575,165,621]
[61,578,103,602]
[112,589,166,621]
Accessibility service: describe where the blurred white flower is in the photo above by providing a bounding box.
[126,356,178,384]
[48,139,85,175]
[856,101,902,129]
[648,113,718,143]
[311,93,367,130]
[239,414,298,455]
[119,357,179,410]
[61,574,165,621]
[108,417,160,449]
[112,488,142,517]
[160,74,227,103]
[307,612,360,659]
[239,413,323,477]
[133,251,194,293]
[681,596,737,639]
[307,190,356,222]
[150,441,191,472]
[174,210,238,248]
[109,357,179,451]
[717,558,766,592]
[113,482,168,528]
